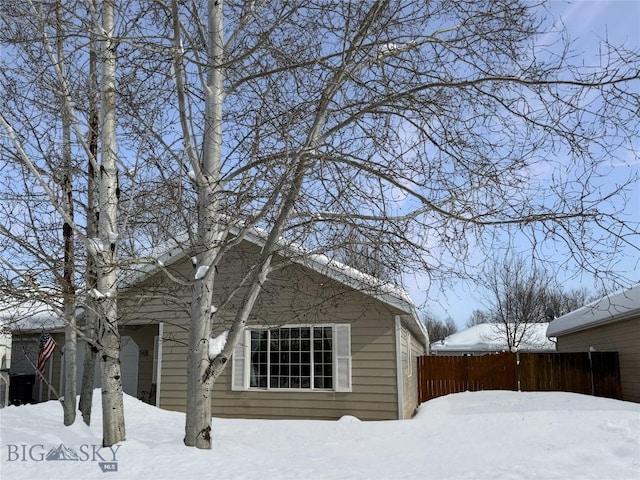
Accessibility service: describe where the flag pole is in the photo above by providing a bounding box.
[47,356,53,401]
[23,347,60,400]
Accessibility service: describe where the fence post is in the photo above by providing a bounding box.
[516,351,520,392]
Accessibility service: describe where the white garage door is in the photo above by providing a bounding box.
[74,336,139,397]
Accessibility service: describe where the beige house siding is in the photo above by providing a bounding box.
[140,240,412,420]
[160,295,400,420]
[555,315,640,403]
[398,323,426,419]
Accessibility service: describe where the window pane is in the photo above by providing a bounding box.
[249,330,267,388]
[313,327,333,390]
[250,326,335,391]
[264,327,313,389]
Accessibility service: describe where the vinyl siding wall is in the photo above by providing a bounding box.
[162,317,398,420]
[398,323,426,418]
[10,336,62,402]
[10,325,157,404]
[555,315,640,403]
[129,241,407,420]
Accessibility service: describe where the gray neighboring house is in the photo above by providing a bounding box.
[2,232,429,420]
[0,326,11,407]
[430,323,555,355]
[0,299,62,405]
[1,297,160,407]
[546,283,640,403]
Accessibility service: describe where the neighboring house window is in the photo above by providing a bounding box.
[232,324,351,392]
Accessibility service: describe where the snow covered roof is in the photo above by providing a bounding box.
[0,297,64,333]
[546,283,640,337]
[124,225,428,346]
[430,323,555,354]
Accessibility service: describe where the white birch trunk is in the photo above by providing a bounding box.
[79,0,100,426]
[63,297,77,424]
[98,0,125,447]
[57,0,76,427]
[184,0,225,449]
[183,0,384,449]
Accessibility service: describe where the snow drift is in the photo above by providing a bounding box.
[0,390,638,479]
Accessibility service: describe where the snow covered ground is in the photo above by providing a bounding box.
[0,390,638,479]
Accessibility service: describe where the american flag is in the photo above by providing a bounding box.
[36,333,56,373]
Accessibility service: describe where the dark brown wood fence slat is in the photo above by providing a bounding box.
[417,352,621,403]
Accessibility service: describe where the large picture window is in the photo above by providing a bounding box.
[232,324,351,392]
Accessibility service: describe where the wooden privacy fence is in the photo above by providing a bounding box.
[417,352,622,403]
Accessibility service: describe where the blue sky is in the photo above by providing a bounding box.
[411,0,640,328]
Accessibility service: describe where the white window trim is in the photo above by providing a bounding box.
[394,316,405,420]
[155,322,163,407]
[232,323,351,393]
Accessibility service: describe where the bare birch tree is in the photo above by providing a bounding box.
[149,0,637,448]
[56,1,77,427]
[0,0,83,426]
[0,0,126,445]
[1,0,638,452]
[79,0,101,425]
[93,0,126,446]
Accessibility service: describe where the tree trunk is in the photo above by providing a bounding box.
[98,0,125,447]
[184,0,224,449]
[62,286,77,425]
[57,0,76,427]
[79,0,100,426]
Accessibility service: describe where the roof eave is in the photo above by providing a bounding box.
[547,308,640,337]
[122,228,423,334]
